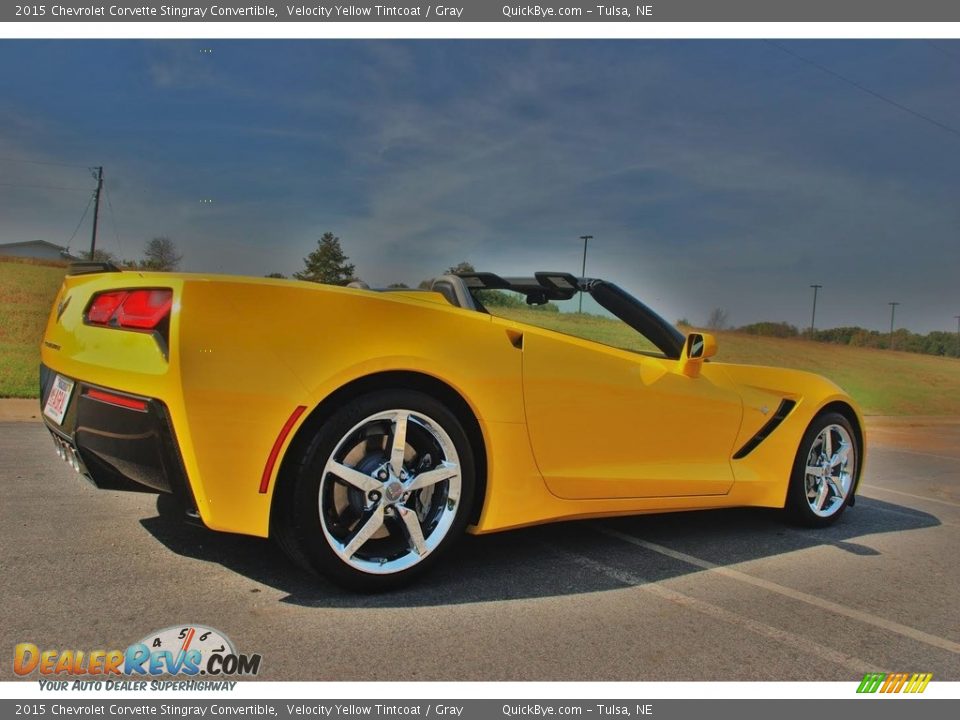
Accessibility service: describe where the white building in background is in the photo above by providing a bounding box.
[0,240,77,262]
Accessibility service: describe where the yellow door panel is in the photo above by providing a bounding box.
[521,330,743,499]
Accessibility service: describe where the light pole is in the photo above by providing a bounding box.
[954,315,960,358]
[888,302,900,350]
[809,284,822,337]
[578,235,593,313]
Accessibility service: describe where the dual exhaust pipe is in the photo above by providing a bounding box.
[52,435,83,474]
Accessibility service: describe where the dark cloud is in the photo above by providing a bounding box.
[0,40,957,331]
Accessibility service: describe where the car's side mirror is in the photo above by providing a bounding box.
[680,332,717,377]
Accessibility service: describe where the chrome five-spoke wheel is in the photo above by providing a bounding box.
[280,390,475,590]
[802,423,854,518]
[786,412,859,527]
[319,409,461,575]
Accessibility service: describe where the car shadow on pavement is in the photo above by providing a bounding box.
[140,493,941,608]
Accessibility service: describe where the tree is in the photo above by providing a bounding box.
[141,237,182,271]
[737,321,799,338]
[387,282,409,289]
[706,307,729,330]
[80,248,119,264]
[446,261,475,275]
[294,232,356,285]
[265,272,287,279]
[415,261,476,291]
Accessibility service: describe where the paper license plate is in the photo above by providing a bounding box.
[43,374,75,426]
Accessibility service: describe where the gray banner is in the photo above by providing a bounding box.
[6,0,960,23]
[2,700,958,719]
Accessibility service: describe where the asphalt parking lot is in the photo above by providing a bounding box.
[1,417,958,681]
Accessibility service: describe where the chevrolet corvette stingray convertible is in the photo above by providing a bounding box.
[40,265,864,589]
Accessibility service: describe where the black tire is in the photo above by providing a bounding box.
[785,412,859,527]
[276,390,476,591]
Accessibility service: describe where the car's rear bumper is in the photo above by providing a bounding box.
[39,363,198,512]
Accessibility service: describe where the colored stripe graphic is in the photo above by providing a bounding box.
[905,673,933,693]
[857,672,932,693]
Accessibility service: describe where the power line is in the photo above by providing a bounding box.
[926,40,960,62]
[65,192,96,255]
[0,157,93,169]
[767,40,960,141]
[0,181,93,192]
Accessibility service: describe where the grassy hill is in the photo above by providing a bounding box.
[0,258,67,398]
[494,307,960,416]
[2,259,958,415]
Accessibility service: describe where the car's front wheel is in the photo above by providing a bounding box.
[785,412,859,527]
[280,390,475,591]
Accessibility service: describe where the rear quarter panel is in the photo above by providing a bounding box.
[172,278,529,535]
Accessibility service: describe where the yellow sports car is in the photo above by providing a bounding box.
[40,265,864,590]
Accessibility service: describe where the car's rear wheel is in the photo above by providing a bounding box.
[785,412,859,527]
[280,390,475,591]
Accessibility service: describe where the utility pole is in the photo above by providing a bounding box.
[578,234,592,313]
[954,315,960,358]
[89,166,104,259]
[888,302,900,350]
[809,284,822,337]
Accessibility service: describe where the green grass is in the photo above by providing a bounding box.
[494,307,960,416]
[0,260,66,398]
[3,260,959,415]
[713,332,960,416]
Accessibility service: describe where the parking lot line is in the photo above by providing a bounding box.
[861,484,960,508]
[871,446,960,463]
[594,526,960,655]
[555,547,882,674]
[860,498,960,528]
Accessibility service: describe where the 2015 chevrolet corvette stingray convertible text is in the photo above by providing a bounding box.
[40,266,864,589]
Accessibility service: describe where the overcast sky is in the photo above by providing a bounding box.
[1,40,958,332]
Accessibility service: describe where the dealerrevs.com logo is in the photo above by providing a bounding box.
[13,625,262,685]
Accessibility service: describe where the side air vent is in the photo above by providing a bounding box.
[733,399,797,460]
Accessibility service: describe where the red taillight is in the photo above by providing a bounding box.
[86,291,127,324]
[86,289,172,330]
[115,290,173,329]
